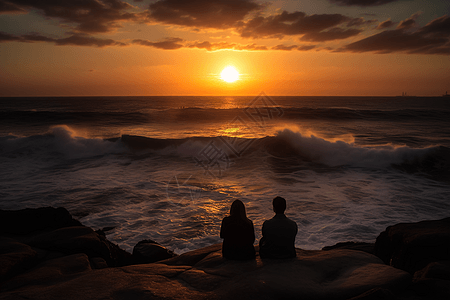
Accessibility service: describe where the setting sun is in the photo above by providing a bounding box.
[220,66,240,83]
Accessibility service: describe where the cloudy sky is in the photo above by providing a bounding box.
[1,0,449,96]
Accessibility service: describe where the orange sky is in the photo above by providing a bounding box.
[1,0,449,96]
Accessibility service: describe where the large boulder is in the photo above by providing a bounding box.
[21,226,132,267]
[412,261,450,299]
[322,242,375,255]
[1,253,91,292]
[374,217,450,274]
[0,238,37,282]
[0,207,132,269]
[0,207,81,235]
[132,239,177,264]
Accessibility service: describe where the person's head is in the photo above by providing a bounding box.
[230,199,247,221]
[272,196,286,214]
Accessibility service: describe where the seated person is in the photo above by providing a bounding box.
[259,196,298,259]
[220,199,256,260]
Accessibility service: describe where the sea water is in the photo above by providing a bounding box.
[1,95,450,253]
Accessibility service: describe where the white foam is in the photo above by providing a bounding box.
[277,128,434,167]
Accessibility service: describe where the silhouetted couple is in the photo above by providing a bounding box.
[220,196,298,260]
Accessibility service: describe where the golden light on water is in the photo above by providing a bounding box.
[220,66,240,83]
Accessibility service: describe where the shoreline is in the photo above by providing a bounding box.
[1,207,450,300]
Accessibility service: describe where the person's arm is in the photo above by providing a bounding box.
[261,221,267,238]
[220,218,230,239]
[220,218,226,239]
[250,221,255,243]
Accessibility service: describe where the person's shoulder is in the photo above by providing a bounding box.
[222,216,232,223]
[286,217,298,227]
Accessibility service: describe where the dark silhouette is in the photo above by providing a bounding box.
[220,199,256,260]
[259,196,298,259]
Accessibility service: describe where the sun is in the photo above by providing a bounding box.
[220,66,240,83]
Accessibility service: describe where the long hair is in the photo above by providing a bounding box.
[230,199,249,222]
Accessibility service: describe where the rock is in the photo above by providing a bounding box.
[0,238,37,282]
[374,217,450,274]
[89,257,108,269]
[132,240,177,264]
[346,288,395,300]
[211,248,411,300]
[411,278,450,299]
[162,243,222,266]
[0,246,411,300]
[0,207,81,235]
[411,261,450,300]
[21,226,132,267]
[413,261,450,281]
[1,253,91,292]
[322,242,375,255]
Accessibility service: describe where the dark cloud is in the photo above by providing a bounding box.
[239,10,360,39]
[3,0,139,33]
[341,15,450,55]
[0,0,25,13]
[148,0,263,29]
[271,44,316,51]
[347,17,377,27]
[329,0,399,6]
[298,45,316,51]
[188,40,267,51]
[55,34,126,47]
[272,44,298,50]
[0,32,125,47]
[420,14,450,37]
[0,31,21,41]
[377,19,396,29]
[397,12,420,30]
[133,37,184,49]
[300,28,362,42]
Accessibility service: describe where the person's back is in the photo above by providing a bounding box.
[220,200,256,260]
[259,196,297,259]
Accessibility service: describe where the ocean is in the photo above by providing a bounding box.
[1,95,450,253]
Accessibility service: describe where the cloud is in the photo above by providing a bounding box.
[0,0,25,13]
[300,28,362,42]
[0,31,21,41]
[298,45,316,51]
[55,35,127,47]
[377,19,396,29]
[271,44,316,51]
[347,17,377,27]
[240,11,348,38]
[397,12,421,29]
[341,15,450,55]
[0,32,126,47]
[2,0,139,33]
[272,44,298,51]
[239,10,367,40]
[148,0,263,29]
[188,40,267,51]
[419,14,450,37]
[329,0,399,6]
[133,37,184,49]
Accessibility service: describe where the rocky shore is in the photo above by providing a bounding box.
[1,207,449,300]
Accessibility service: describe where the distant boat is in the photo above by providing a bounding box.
[443,91,450,97]
[395,92,416,97]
